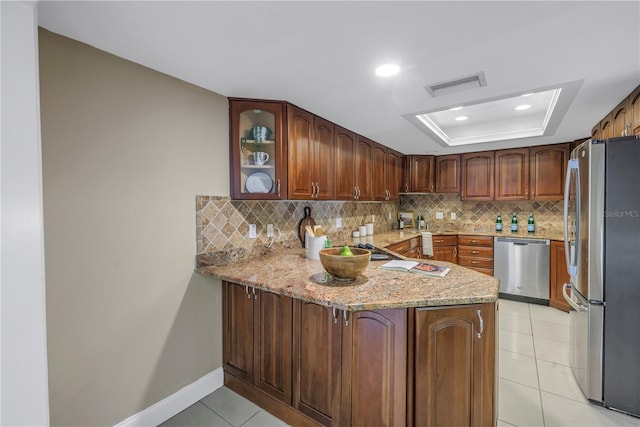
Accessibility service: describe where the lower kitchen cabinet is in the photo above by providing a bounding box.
[458,235,494,276]
[414,303,496,427]
[424,235,458,264]
[223,281,292,404]
[386,236,421,259]
[549,240,571,312]
[293,302,407,427]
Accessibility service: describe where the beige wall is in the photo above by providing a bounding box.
[38,29,226,426]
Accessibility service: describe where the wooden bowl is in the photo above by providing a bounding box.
[319,248,371,281]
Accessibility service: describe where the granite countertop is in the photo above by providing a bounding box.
[385,228,565,241]
[197,234,499,311]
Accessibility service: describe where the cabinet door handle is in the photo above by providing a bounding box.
[245,286,251,299]
[333,307,339,324]
[343,310,350,327]
[277,179,281,198]
[252,287,258,299]
[476,309,484,339]
[430,184,434,192]
[353,187,358,200]
[316,183,320,198]
[434,239,444,243]
[356,187,361,200]
[470,260,480,264]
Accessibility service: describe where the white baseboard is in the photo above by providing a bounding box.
[114,368,223,427]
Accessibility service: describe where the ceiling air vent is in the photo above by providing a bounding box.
[425,72,487,97]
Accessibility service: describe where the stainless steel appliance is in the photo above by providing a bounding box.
[563,136,640,417]
[494,237,550,303]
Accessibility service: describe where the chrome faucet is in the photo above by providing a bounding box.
[418,211,433,231]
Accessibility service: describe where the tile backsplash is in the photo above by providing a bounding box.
[399,193,564,232]
[196,193,564,266]
[196,196,399,266]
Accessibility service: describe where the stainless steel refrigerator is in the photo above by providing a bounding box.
[563,135,640,417]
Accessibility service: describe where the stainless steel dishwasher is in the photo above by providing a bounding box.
[494,237,550,303]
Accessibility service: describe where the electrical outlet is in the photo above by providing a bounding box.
[336,217,342,228]
[371,214,375,222]
[249,224,257,238]
[436,212,444,219]
[266,224,274,238]
[450,212,457,220]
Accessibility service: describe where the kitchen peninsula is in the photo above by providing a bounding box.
[198,231,499,427]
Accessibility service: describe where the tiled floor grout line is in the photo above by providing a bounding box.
[529,303,547,427]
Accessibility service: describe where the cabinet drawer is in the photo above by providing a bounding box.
[458,235,493,246]
[467,267,494,276]
[458,245,494,258]
[387,237,420,254]
[431,235,458,246]
[458,256,494,269]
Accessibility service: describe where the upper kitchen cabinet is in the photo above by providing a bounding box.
[230,99,287,200]
[287,105,335,200]
[405,155,435,193]
[461,151,494,201]
[373,144,403,201]
[354,136,374,201]
[529,144,570,200]
[591,122,602,140]
[612,99,632,137]
[600,113,614,139]
[495,148,529,201]
[630,86,640,136]
[335,126,357,201]
[435,155,461,193]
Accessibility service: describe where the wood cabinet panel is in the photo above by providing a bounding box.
[612,100,630,137]
[601,114,613,139]
[293,301,341,426]
[630,86,640,136]
[432,235,458,246]
[495,148,529,200]
[461,152,494,200]
[458,246,493,258]
[549,240,571,312]
[435,154,461,193]
[387,150,402,200]
[529,144,569,201]
[335,126,356,200]
[254,291,293,403]
[414,304,496,427]
[430,246,457,264]
[407,155,435,193]
[341,309,407,427]
[313,116,336,200]
[223,282,254,383]
[287,105,315,199]
[458,235,493,246]
[373,144,388,201]
[355,136,374,200]
[457,236,494,276]
[458,256,494,270]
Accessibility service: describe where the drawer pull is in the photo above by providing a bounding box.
[471,250,480,254]
[434,240,444,243]
[470,240,479,243]
[471,261,480,264]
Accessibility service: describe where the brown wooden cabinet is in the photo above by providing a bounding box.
[600,113,614,139]
[287,105,335,200]
[354,136,374,201]
[386,149,403,201]
[405,155,435,193]
[435,155,461,193]
[630,86,640,136]
[461,152,495,200]
[373,143,387,201]
[424,235,458,264]
[335,126,357,201]
[386,236,421,259]
[414,303,496,427]
[549,240,571,312]
[495,148,529,200]
[293,301,407,427]
[458,235,494,276]
[293,301,342,426]
[341,309,407,427]
[229,99,288,200]
[612,100,631,137]
[529,144,570,201]
[223,281,293,404]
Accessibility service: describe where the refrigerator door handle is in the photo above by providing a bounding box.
[563,283,587,312]
[564,158,580,277]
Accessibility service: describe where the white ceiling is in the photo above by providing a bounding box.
[37,1,640,155]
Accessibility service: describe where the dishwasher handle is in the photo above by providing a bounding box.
[495,237,550,245]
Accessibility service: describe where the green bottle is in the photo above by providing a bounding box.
[495,212,503,232]
[511,212,518,232]
[528,212,535,233]
[324,235,332,248]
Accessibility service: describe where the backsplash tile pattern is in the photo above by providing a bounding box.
[399,193,564,232]
[196,194,564,266]
[196,196,399,266]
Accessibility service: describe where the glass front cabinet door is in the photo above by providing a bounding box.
[229,99,287,200]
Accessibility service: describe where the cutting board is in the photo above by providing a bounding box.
[297,206,316,247]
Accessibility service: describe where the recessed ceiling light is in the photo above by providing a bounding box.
[449,106,463,111]
[455,115,470,121]
[515,104,531,111]
[375,64,400,77]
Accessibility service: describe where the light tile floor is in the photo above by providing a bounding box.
[159,298,640,426]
